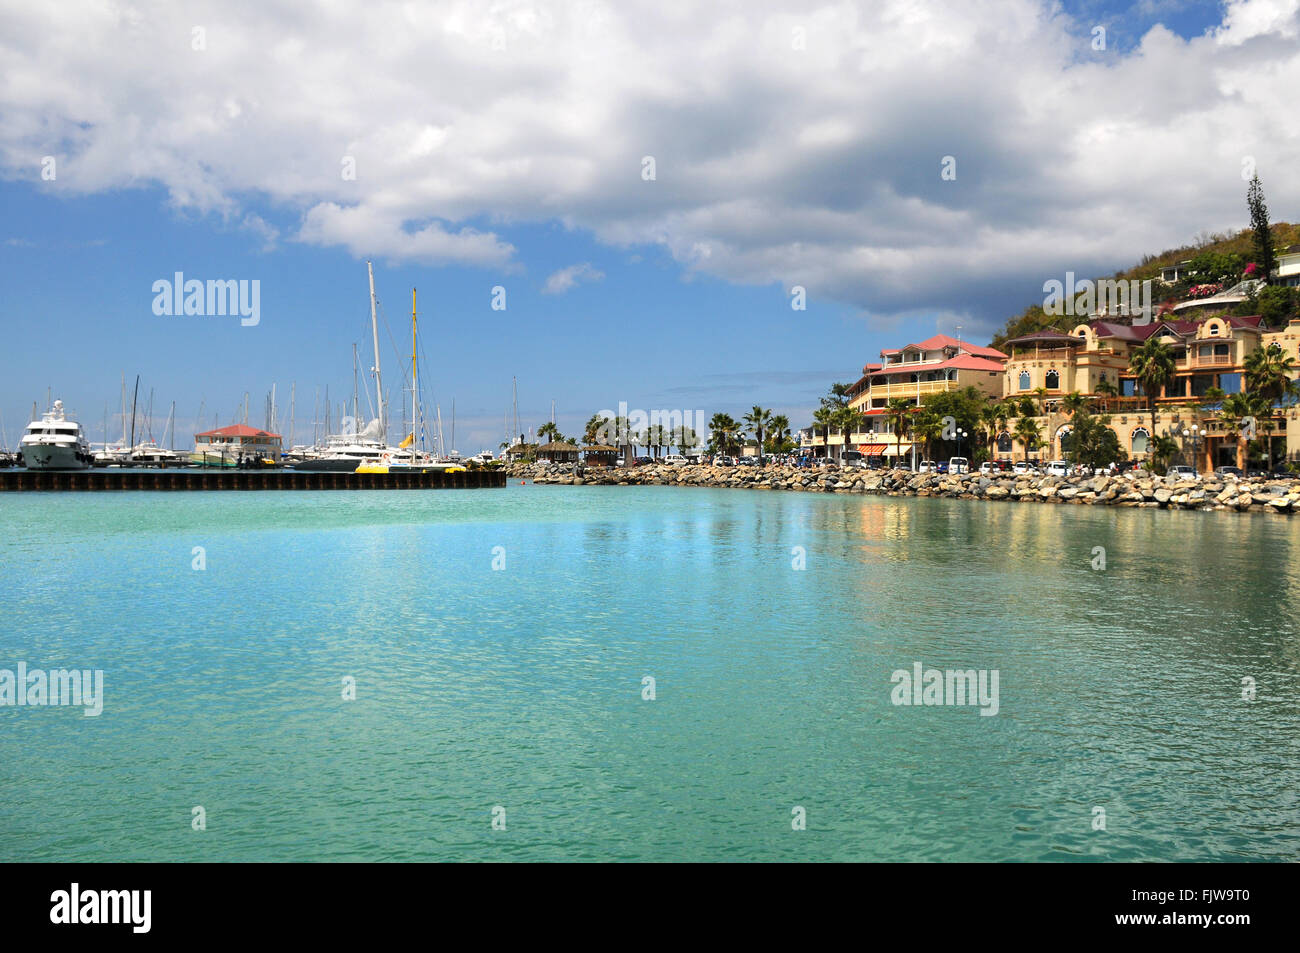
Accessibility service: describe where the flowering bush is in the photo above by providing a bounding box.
[1244,262,1258,277]
[1188,283,1224,298]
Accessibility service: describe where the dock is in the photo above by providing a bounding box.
[0,468,508,492]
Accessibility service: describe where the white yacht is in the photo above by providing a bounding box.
[20,400,93,470]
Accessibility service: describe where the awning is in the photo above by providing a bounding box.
[858,444,888,454]
[880,442,913,456]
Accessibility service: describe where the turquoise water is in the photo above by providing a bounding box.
[1,485,1298,861]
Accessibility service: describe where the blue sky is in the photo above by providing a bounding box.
[1,0,1296,452]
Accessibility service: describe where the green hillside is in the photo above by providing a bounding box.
[990,222,1300,351]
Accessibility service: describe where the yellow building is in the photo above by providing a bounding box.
[804,334,1007,461]
[998,315,1300,468]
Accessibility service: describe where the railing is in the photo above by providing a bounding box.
[863,380,955,399]
[1179,353,1235,369]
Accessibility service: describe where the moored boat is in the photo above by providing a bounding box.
[20,400,93,470]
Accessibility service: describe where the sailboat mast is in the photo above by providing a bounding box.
[367,260,385,442]
[129,375,139,452]
[412,288,420,452]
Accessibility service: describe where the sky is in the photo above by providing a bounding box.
[1,0,1298,453]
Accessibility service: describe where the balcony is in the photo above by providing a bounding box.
[861,379,956,401]
[1179,353,1235,369]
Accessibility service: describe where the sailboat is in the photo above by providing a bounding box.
[294,263,394,471]
[357,286,464,474]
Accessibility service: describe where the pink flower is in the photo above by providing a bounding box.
[1244,262,1258,276]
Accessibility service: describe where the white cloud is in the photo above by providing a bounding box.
[1,0,1299,328]
[543,262,605,294]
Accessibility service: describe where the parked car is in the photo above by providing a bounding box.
[1045,460,1069,477]
[1213,465,1243,480]
[714,454,735,467]
[663,454,688,466]
[1012,461,1032,474]
[948,457,970,474]
[978,461,995,475]
[1166,465,1198,481]
[633,456,653,466]
[1269,468,1295,480]
[917,460,936,473]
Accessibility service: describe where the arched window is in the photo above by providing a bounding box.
[1018,370,1031,390]
[1045,369,1060,389]
[1131,428,1149,454]
[996,431,1013,453]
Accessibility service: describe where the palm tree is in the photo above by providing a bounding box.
[743,406,772,464]
[979,403,1000,461]
[1244,343,1298,465]
[583,413,607,445]
[1094,377,1117,413]
[537,421,562,444]
[833,405,862,462]
[1013,416,1040,464]
[767,414,791,454]
[1061,391,1086,416]
[1248,390,1278,469]
[708,413,741,455]
[884,397,912,468]
[810,406,834,461]
[1149,434,1179,473]
[1244,342,1297,403]
[1129,336,1176,435]
[1219,392,1252,470]
[914,409,944,463]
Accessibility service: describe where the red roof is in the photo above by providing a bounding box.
[1091,315,1264,342]
[878,334,1007,362]
[196,424,282,439]
[868,354,1004,376]
[911,334,1007,359]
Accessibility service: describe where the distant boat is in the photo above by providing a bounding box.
[129,440,188,467]
[20,400,93,470]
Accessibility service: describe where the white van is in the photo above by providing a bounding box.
[948,457,969,474]
[662,454,688,466]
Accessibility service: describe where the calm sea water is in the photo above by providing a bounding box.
[1,484,1298,862]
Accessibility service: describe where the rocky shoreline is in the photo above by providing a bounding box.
[504,461,1300,513]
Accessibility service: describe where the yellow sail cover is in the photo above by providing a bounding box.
[399,432,414,448]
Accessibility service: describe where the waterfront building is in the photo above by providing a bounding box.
[191,424,282,467]
[803,334,1007,461]
[998,315,1300,468]
[536,441,579,464]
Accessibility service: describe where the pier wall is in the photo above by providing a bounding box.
[0,469,507,492]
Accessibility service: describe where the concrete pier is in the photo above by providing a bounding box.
[0,468,507,492]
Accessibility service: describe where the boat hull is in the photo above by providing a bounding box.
[21,444,92,470]
[291,458,372,472]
